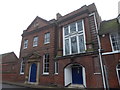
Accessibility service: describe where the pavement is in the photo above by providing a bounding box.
[2,81,57,88]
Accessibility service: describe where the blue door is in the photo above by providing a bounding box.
[72,66,83,84]
[29,63,37,82]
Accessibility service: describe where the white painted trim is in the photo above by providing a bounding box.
[64,64,86,87]
[116,65,120,85]
[77,35,80,53]
[94,73,101,75]
[63,27,65,56]
[63,19,86,56]
[109,34,114,52]
[82,19,87,51]
[83,67,86,87]
[23,39,28,49]
[43,54,49,75]
[89,13,95,16]
[102,51,120,55]
[44,33,50,44]
[33,36,38,47]
[109,32,120,52]
[20,61,24,75]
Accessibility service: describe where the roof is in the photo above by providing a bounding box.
[26,16,49,32]
[99,18,120,35]
[1,52,18,63]
[57,3,97,23]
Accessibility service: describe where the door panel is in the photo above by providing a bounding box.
[30,63,37,82]
[72,67,83,84]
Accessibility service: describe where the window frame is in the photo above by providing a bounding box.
[63,20,86,56]
[116,64,120,85]
[33,36,38,47]
[20,61,25,74]
[23,39,28,49]
[43,54,49,75]
[54,61,59,74]
[109,32,120,52]
[44,32,50,44]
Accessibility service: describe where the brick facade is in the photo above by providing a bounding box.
[1,52,19,82]
[17,3,120,88]
[99,19,120,88]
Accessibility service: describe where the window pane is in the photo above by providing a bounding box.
[79,35,85,52]
[111,33,120,51]
[20,61,25,74]
[65,39,70,55]
[33,37,38,47]
[77,21,83,31]
[71,36,78,53]
[64,26,69,36]
[24,40,28,49]
[44,33,50,44]
[118,70,120,80]
[55,61,58,74]
[44,54,49,73]
[70,23,76,33]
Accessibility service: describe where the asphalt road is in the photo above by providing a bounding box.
[1,83,26,88]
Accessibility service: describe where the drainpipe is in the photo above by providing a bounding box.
[90,13,107,89]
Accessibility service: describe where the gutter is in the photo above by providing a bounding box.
[89,13,107,89]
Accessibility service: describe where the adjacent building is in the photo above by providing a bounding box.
[1,52,19,82]
[99,16,120,88]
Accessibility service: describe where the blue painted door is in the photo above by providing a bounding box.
[72,66,83,84]
[30,63,37,82]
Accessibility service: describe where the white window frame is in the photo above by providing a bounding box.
[43,54,49,75]
[116,64,120,85]
[44,32,50,44]
[23,39,28,49]
[33,36,38,47]
[20,61,25,74]
[54,61,58,74]
[109,32,120,52]
[63,20,86,56]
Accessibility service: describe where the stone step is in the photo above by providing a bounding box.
[68,84,85,88]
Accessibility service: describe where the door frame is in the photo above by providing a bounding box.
[64,63,86,87]
[28,63,38,84]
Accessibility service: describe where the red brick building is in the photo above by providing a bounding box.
[99,16,120,88]
[0,52,19,82]
[18,3,113,88]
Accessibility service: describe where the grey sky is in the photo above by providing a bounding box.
[0,0,119,57]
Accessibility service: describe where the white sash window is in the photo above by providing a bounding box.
[63,20,86,56]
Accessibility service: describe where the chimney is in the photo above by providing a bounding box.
[56,13,62,20]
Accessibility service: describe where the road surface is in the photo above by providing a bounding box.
[1,83,26,88]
